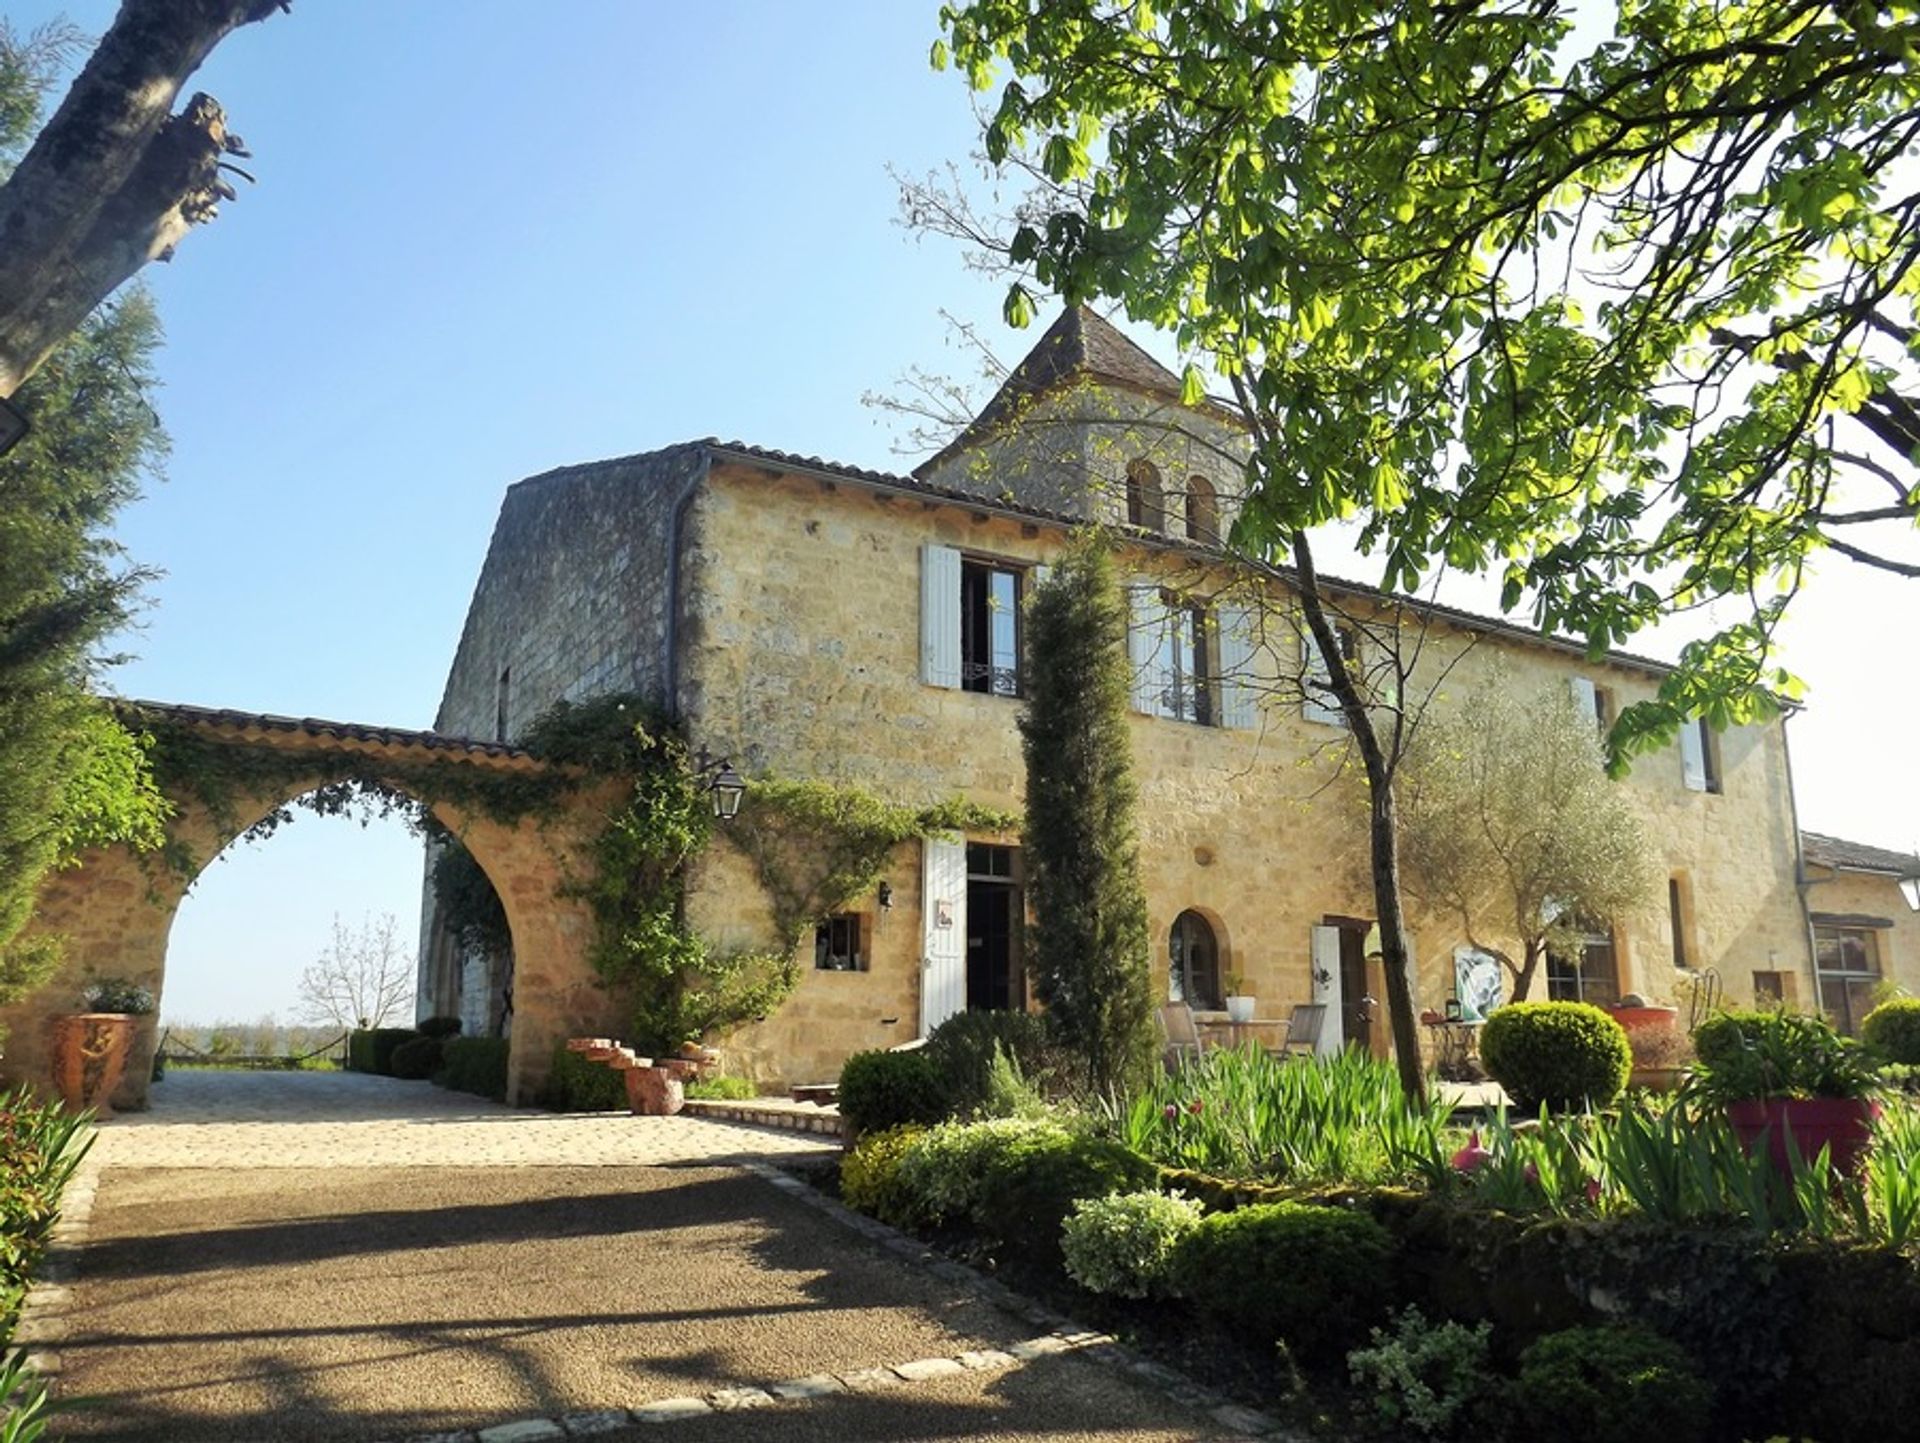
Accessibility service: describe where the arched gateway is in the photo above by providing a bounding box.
[0,702,622,1110]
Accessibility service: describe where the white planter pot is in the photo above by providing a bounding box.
[1225,995,1256,1023]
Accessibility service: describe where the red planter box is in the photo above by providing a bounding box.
[1727,1097,1882,1177]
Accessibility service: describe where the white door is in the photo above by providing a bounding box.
[1310,924,1344,1059]
[920,837,968,1035]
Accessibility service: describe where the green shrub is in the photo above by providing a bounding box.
[416,1015,464,1039]
[837,1048,949,1137]
[1172,1201,1393,1356]
[1862,998,1920,1065]
[923,1010,1062,1114]
[839,1124,927,1228]
[1480,1002,1631,1112]
[1690,1008,1879,1102]
[1510,1325,1710,1443]
[686,1075,757,1101]
[348,1028,419,1076]
[543,1043,627,1112]
[895,1117,1073,1222]
[0,1089,92,1342]
[387,1035,444,1080]
[972,1130,1156,1269]
[436,1037,510,1101]
[1061,1189,1202,1298]
[1347,1306,1493,1439]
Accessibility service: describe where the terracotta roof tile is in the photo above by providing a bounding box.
[116,699,543,768]
[1802,831,1920,878]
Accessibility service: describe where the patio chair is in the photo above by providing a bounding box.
[1274,1003,1327,1059]
[1157,1003,1209,1068]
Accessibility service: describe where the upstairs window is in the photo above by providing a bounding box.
[1569,676,1615,737]
[1185,475,1220,544]
[1680,718,1723,794]
[1126,460,1166,533]
[1668,874,1695,969]
[960,560,1021,696]
[814,914,865,972]
[1131,590,1216,725]
[1301,623,1361,727]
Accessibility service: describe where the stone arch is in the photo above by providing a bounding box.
[1126,459,1166,533]
[0,706,618,1110]
[1184,474,1220,544]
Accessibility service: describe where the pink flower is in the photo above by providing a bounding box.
[1523,1161,1540,1187]
[1163,1104,1179,1121]
[1450,1129,1492,1174]
[1585,1177,1603,1205]
[1187,1099,1205,1116]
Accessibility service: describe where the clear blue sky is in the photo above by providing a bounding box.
[12,2,1916,1023]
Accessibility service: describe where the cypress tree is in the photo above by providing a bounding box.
[1019,530,1154,1096]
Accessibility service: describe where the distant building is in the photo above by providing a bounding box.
[1799,832,1920,1031]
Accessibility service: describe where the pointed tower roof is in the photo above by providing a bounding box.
[913,305,1191,478]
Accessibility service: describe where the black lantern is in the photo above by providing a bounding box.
[708,761,746,822]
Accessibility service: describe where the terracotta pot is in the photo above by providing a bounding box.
[51,1013,138,1115]
[1610,1004,1680,1030]
[1728,1096,1883,1177]
[624,1065,684,1116]
[1629,1065,1685,1094]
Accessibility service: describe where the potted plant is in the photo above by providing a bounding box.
[1609,993,1688,1091]
[1688,1009,1883,1175]
[1223,972,1256,1024]
[52,976,156,1115]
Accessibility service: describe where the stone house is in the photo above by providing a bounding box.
[1797,832,1920,1031]
[419,307,1825,1086]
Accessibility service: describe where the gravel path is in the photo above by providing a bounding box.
[44,1072,1234,1442]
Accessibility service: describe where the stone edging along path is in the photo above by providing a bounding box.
[16,1138,1305,1443]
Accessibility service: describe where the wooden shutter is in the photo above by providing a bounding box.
[1128,585,1167,715]
[920,544,961,689]
[1310,925,1344,1059]
[919,837,968,1035]
[1028,564,1052,593]
[1300,629,1344,727]
[1679,718,1708,792]
[1569,676,1598,724]
[1216,602,1257,730]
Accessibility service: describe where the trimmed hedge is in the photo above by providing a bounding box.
[971,1130,1156,1270]
[348,1028,419,1076]
[1479,1001,1630,1112]
[1512,1325,1711,1443]
[544,1042,627,1112]
[416,1015,464,1039]
[837,1048,948,1137]
[839,1124,927,1228]
[923,1010,1061,1114]
[436,1037,509,1101]
[388,1035,444,1080]
[1863,998,1920,1065]
[1172,1201,1393,1357]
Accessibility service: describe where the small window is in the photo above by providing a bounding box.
[1667,875,1693,969]
[1752,971,1787,1006]
[814,914,865,972]
[960,559,1021,697]
[966,842,1015,879]
[1154,596,1215,726]
[1185,475,1219,544]
[495,667,511,743]
[1681,718,1723,794]
[1169,910,1223,1011]
[1546,923,1620,1006]
[1815,924,1880,1034]
[1126,460,1166,533]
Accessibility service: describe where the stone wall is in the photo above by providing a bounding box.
[677,461,1814,1087]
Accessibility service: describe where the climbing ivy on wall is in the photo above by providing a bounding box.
[128,694,1020,1054]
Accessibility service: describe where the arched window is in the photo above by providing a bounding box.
[1185,475,1219,544]
[1169,910,1222,1010]
[1126,460,1165,533]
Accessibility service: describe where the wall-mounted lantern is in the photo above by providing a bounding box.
[693,747,747,822]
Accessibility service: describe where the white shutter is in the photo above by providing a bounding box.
[1569,676,1598,724]
[1028,564,1052,593]
[1310,925,1345,1059]
[1300,630,1344,727]
[920,544,961,689]
[1217,602,1257,730]
[1127,585,1167,715]
[919,837,968,1035]
[1679,718,1708,792]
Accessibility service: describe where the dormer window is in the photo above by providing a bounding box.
[1126,460,1166,533]
[1185,475,1219,544]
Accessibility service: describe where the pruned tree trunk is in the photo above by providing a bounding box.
[0,0,286,397]
[1291,531,1428,1106]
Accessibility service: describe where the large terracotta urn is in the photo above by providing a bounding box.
[51,1013,138,1115]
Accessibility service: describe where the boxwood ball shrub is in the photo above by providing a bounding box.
[1062,1189,1203,1299]
[348,1027,419,1076]
[1511,1325,1710,1443]
[1172,1201,1393,1356]
[1479,1002,1631,1112]
[923,1010,1061,1114]
[836,1048,949,1137]
[971,1130,1157,1270]
[387,1035,444,1080]
[894,1118,1073,1223]
[1863,998,1920,1065]
[839,1124,927,1228]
